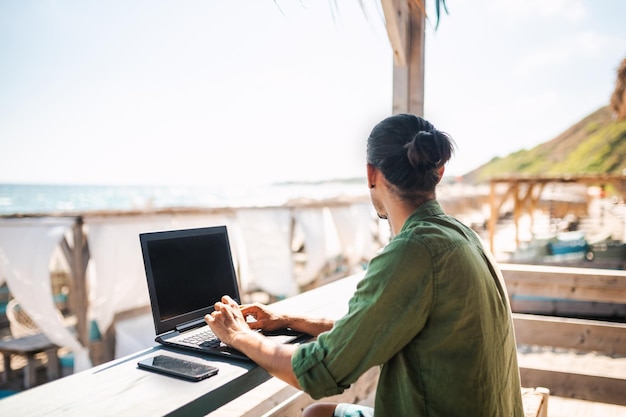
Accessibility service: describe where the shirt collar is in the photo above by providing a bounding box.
[400,200,445,232]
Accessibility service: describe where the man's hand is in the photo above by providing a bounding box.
[204,295,302,390]
[241,303,289,332]
[244,302,334,338]
[205,295,255,346]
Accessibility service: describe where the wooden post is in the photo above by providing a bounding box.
[513,182,521,249]
[527,183,546,235]
[61,217,90,352]
[489,180,497,253]
[382,0,426,116]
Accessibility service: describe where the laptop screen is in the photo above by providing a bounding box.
[140,226,240,335]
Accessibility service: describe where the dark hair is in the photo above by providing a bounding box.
[366,114,455,202]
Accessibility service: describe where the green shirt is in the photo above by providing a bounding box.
[292,200,524,416]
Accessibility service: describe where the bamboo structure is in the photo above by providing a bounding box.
[488,174,626,253]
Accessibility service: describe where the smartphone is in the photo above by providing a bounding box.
[137,355,219,382]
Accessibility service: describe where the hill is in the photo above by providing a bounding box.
[462,105,626,184]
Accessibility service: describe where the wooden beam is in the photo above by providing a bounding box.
[489,182,517,253]
[406,4,425,116]
[381,0,408,66]
[522,388,550,417]
[490,174,626,187]
[383,0,426,115]
[513,182,521,248]
[61,218,91,354]
[501,263,626,304]
[513,313,626,356]
[519,367,626,406]
[489,180,496,252]
[527,183,546,232]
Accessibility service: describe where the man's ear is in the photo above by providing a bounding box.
[367,163,378,189]
[436,166,445,184]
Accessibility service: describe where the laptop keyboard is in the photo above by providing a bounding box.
[180,328,222,348]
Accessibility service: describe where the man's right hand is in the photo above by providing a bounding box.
[240,303,289,332]
[241,303,334,337]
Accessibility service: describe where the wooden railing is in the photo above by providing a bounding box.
[501,263,626,304]
[502,263,626,405]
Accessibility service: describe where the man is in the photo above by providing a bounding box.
[205,114,524,416]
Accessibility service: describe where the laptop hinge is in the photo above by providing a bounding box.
[175,318,206,333]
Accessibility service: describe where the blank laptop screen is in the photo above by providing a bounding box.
[141,226,239,334]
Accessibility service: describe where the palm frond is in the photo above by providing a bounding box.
[409,0,448,29]
[324,1,449,30]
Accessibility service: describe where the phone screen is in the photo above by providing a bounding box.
[138,355,219,382]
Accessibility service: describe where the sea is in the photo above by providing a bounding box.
[0,181,371,215]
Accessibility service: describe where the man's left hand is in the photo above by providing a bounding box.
[204,295,254,346]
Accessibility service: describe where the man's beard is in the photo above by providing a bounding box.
[370,193,388,220]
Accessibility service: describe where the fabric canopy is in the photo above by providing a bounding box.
[0,217,91,372]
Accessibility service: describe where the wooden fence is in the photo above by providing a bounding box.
[501,263,626,405]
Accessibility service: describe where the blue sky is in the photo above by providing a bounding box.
[1,0,625,186]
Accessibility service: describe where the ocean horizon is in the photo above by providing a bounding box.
[0,180,371,216]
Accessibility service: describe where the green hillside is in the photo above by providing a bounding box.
[463,106,626,183]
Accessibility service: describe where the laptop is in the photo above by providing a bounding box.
[139,225,308,361]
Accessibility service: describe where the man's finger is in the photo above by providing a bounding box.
[222,295,238,308]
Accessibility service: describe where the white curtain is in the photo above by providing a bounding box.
[84,215,170,340]
[292,207,345,287]
[235,208,297,297]
[330,203,381,270]
[0,217,91,372]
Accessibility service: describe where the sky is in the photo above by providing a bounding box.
[1,0,625,186]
